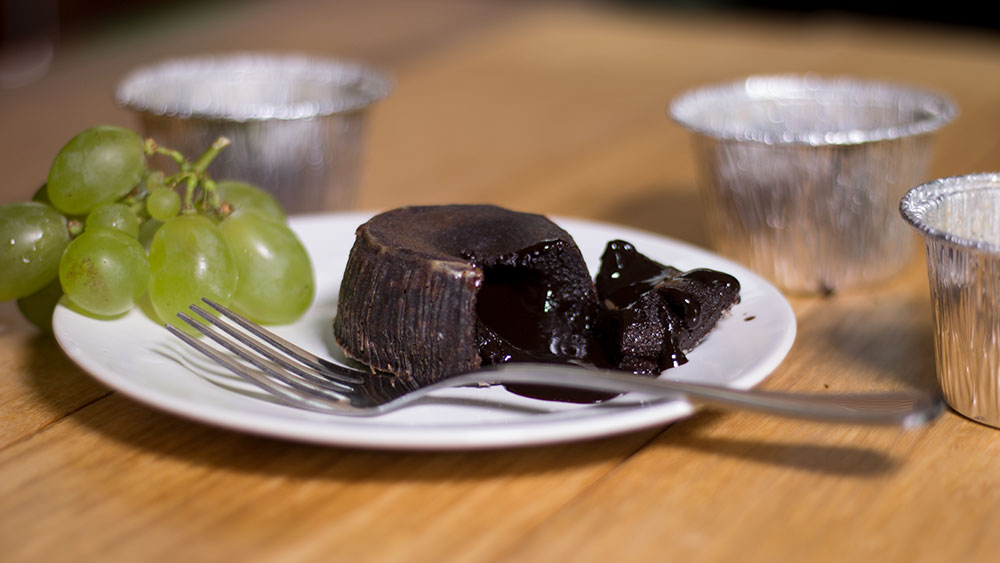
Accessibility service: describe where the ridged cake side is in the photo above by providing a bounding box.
[334,225,483,383]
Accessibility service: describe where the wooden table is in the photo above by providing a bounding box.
[3,1,1000,561]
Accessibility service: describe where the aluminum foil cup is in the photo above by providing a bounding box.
[116,53,391,214]
[670,75,956,293]
[901,173,1000,428]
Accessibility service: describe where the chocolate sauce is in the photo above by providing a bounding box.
[660,286,700,330]
[475,265,553,355]
[473,240,615,402]
[670,269,739,335]
[681,268,740,292]
[472,240,603,366]
[595,240,681,308]
[472,238,740,403]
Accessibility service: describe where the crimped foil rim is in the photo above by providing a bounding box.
[900,172,1000,254]
[669,74,956,146]
[115,53,392,121]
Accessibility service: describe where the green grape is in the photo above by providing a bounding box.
[146,187,181,221]
[126,170,160,210]
[17,278,63,333]
[47,125,146,215]
[86,202,140,238]
[32,183,51,205]
[138,218,163,250]
[216,180,284,222]
[220,209,314,324]
[144,170,167,192]
[59,229,149,317]
[0,202,70,301]
[148,214,238,332]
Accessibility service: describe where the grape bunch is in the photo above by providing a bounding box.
[1,125,315,332]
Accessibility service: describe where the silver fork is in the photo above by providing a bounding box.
[165,298,944,427]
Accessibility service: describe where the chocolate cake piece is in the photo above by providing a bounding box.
[334,205,603,384]
[594,240,741,375]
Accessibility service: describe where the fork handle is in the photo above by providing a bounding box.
[472,365,945,428]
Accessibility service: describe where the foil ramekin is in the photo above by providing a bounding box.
[116,53,391,215]
[901,173,1000,428]
[670,75,956,294]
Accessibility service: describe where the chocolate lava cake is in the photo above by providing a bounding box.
[334,205,603,384]
[333,204,740,385]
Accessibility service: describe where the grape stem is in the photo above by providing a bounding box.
[143,136,232,216]
[192,137,231,175]
[144,139,187,168]
[66,218,84,237]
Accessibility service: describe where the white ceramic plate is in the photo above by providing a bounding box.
[53,212,796,450]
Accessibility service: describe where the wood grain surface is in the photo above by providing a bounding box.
[2,1,1000,561]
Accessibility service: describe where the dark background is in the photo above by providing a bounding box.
[628,0,996,30]
[2,0,997,49]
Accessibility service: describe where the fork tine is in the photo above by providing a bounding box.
[201,298,364,383]
[187,305,357,390]
[164,321,348,412]
[175,311,353,405]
